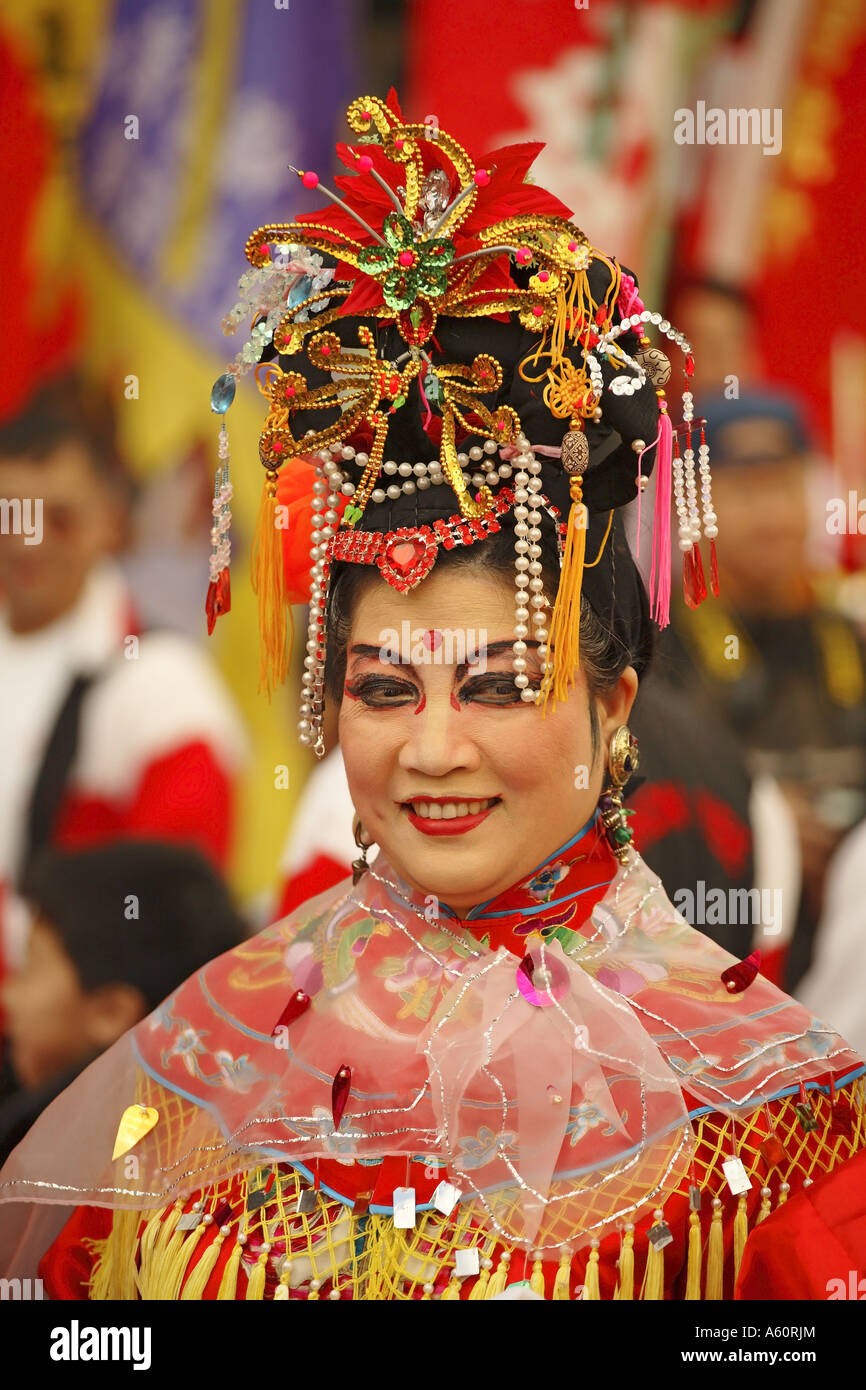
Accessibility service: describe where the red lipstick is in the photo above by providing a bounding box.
[401,797,500,837]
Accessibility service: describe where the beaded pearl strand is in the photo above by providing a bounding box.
[511,436,550,703]
[328,437,514,502]
[299,451,341,753]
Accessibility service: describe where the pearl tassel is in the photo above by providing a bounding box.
[510,438,549,703]
[299,452,338,756]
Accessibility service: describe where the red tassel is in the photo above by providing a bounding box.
[721,949,761,993]
[682,549,697,609]
[709,538,720,597]
[205,569,232,635]
[691,542,708,604]
[271,988,311,1036]
[331,1064,352,1129]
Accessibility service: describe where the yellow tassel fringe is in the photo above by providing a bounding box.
[705,1198,724,1300]
[541,480,587,713]
[615,1226,634,1300]
[250,472,292,698]
[733,1195,749,1282]
[684,1211,703,1300]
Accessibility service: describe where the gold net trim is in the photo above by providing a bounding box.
[87,1079,866,1300]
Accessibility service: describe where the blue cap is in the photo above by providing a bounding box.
[696,388,812,464]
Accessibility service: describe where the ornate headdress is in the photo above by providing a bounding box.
[209,90,719,752]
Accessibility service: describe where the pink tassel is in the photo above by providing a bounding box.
[648,408,673,628]
[635,421,662,561]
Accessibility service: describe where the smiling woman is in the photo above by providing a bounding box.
[2,90,865,1303]
[331,529,641,913]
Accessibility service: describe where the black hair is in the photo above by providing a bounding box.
[667,275,756,319]
[21,840,248,1013]
[0,372,132,503]
[324,518,653,765]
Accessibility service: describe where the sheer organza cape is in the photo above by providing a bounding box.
[0,848,860,1276]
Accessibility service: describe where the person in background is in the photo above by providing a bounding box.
[658,390,866,991]
[797,817,866,1058]
[666,277,762,396]
[0,840,248,1164]
[0,373,248,1000]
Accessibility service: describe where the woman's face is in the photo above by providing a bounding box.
[338,566,637,914]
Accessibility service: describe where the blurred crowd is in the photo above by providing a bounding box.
[0,0,864,1160]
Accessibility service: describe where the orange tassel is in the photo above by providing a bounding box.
[541,474,587,713]
[250,470,293,697]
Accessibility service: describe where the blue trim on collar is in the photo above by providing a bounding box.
[439,810,602,921]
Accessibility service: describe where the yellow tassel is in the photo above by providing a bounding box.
[733,1194,749,1282]
[250,471,292,697]
[217,1239,243,1300]
[685,1211,703,1301]
[440,1275,462,1300]
[485,1252,511,1299]
[245,1250,269,1301]
[135,1207,165,1288]
[583,1242,601,1301]
[756,1186,772,1225]
[180,1229,224,1300]
[643,1214,666,1302]
[274,1257,292,1301]
[777,1181,790,1207]
[155,1222,207,1301]
[307,1278,321,1300]
[615,1225,634,1301]
[705,1198,724,1301]
[552,1249,572,1300]
[88,1207,141,1301]
[468,1262,491,1300]
[530,1255,547,1297]
[541,476,587,713]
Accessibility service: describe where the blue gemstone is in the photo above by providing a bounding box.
[210,373,236,414]
[287,275,313,309]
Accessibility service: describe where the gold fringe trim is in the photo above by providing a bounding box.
[643,1234,665,1301]
[614,1226,634,1301]
[584,1243,601,1301]
[485,1253,510,1298]
[246,1250,269,1301]
[468,1265,490,1299]
[250,471,292,697]
[705,1198,724,1301]
[552,1250,571,1300]
[684,1211,702,1301]
[180,1230,224,1300]
[733,1194,749,1282]
[541,481,587,714]
[216,1239,242,1299]
[156,1222,207,1301]
[88,1207,141,1301]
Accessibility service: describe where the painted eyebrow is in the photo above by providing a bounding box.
[347,644,420,678]
[458,640,550,678]
[346,639,551,680]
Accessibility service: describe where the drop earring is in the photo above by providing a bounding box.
[599,725,639,862]
[351,816,374,884]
